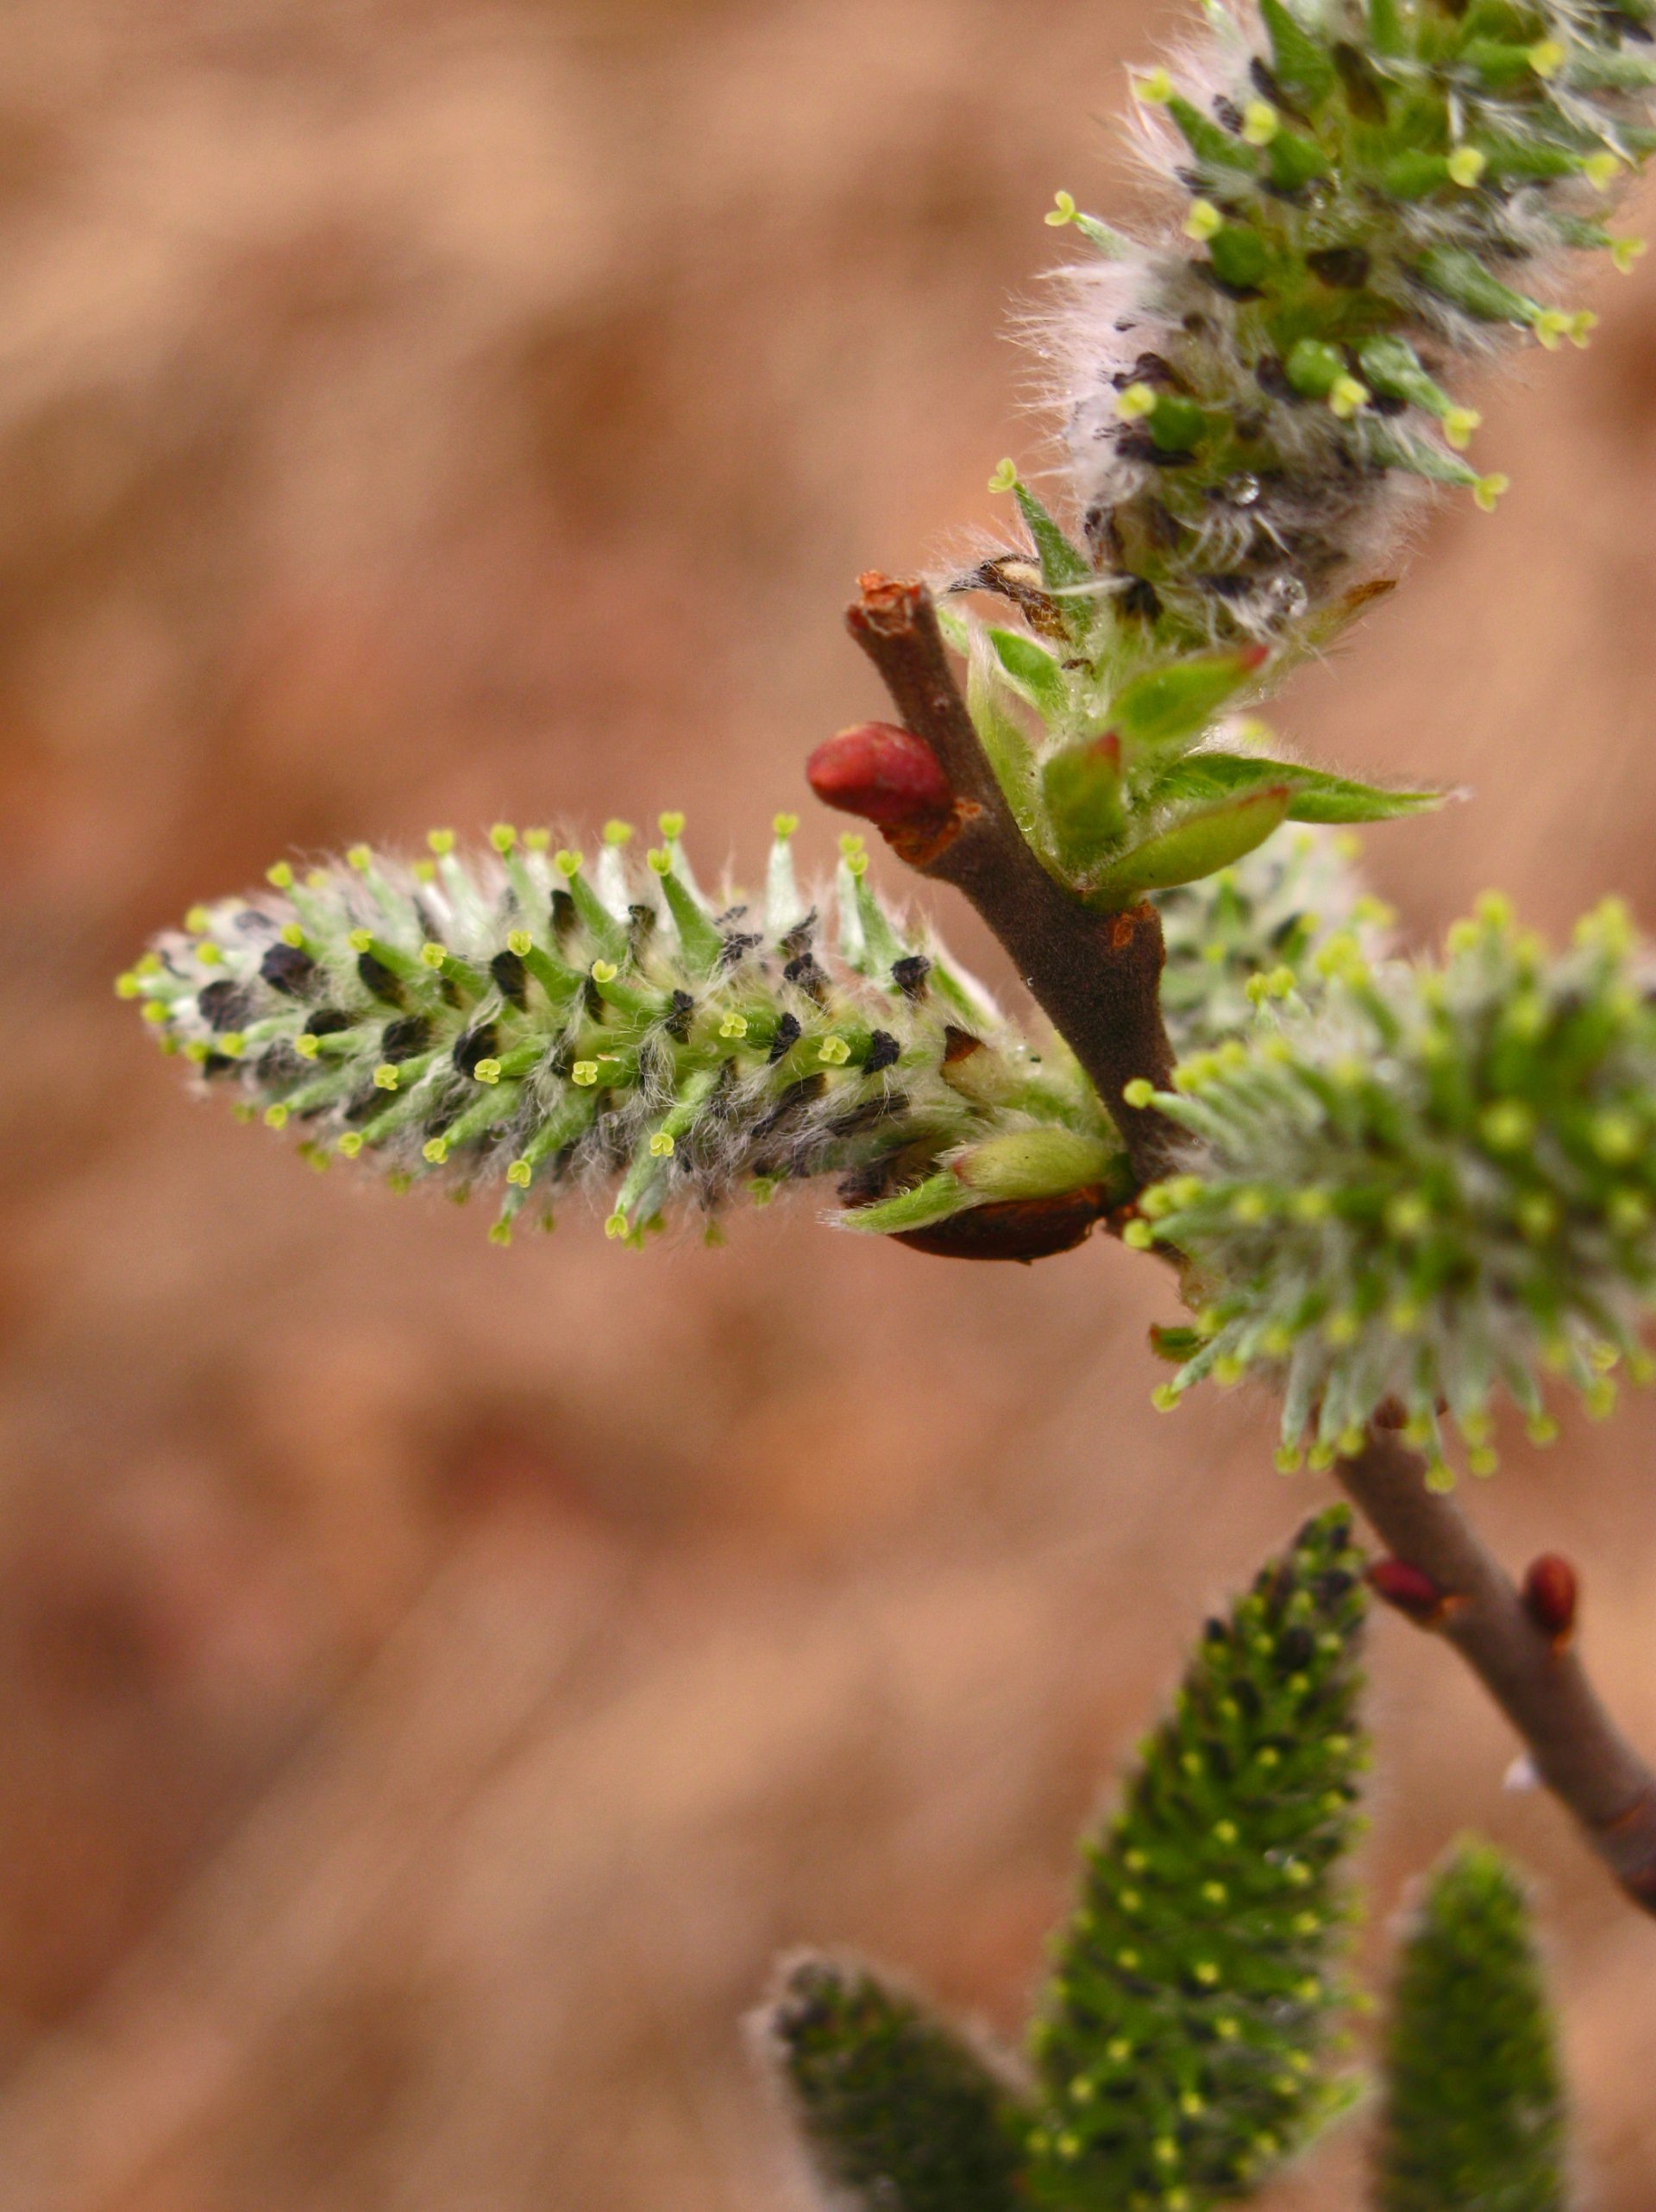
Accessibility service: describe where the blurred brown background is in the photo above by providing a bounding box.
[1,1,1654,2204]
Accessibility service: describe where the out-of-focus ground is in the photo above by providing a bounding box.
[1,1,1654,2203]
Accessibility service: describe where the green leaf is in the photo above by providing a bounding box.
[967,630,1043,840]
[988,625,1068,725]
[1260,0,1338,104]
[768,1956,1028,2212]
[1377,1842,1568,2212]
[1026,1510,1369,2209]
[1109,647,1270,758]
[1043,734,1126,869]
[1152,750,1446,825]
[1086,782,1292,904]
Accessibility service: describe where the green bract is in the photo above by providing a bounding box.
[1137,897,1656,1482]
[119,818,1121,1248]
[1377,1841,1568,2212]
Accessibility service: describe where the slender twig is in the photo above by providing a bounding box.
[846,574,1179,1184]
[1337,1424,1656,1916]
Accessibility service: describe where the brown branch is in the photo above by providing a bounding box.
[844,573,1179,1185]
[1337,1424,1656,1915]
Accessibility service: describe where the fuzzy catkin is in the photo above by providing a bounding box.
[1033,0,1656,649]
[119,818,1118,1247]
[1135,895,1656,1480]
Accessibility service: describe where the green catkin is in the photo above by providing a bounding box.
[1377,1842,1568,2212]
[1026,1509,1369,2211]
[764,1957,1027,2212]
[944,0,1656,908]
[1138,897,1656,1474]
[122,819,1122,1246]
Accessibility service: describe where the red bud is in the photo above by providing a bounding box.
[1368,1557,1450,1628]
[1521,1553,1578,1649]
[806,722,956,838]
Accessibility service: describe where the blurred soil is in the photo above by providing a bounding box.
[0,2,1654,2204]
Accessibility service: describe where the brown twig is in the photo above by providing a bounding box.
[1337,1424,1656,1915]
[844,573,1179,1184]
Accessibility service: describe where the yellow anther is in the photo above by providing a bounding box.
[1446,146,1487,188]
[426,827,455,855]
[1046,189,1077,227]
[649,1131,676,1158]
[474,1059,502,1085]
[1183,198,1222,242]
[1241,98,1278,145]
[572,1061,599,1086]
[373,1063,399,1090]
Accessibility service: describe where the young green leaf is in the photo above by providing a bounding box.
[1083,783,1291,905]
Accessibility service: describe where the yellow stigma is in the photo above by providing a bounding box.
[194,941,223,966]
[1183,198,1222,243]
[1045,189,1077,227]
[1473,473,1510,513]
[267,861,294,889]
[1328,374,1370,419]
[605,1210,629,1240]
[554,848,583,877]
[572,1061,599,1086]
[1569,309,1598,349]
[719,1013,749,1040]
[423,1136,448,1165]
[818,1036,852,1065]
[346,844,372,872]
[474,1059,502,1085]
[1612,236,1648,274]
[419,941,446,968]
[295,1034,321,1059]
[602,819,634,846]
[263,1103,289,1129]
[1527,36,1565,76]
[426,827,455,856]
[1443,405,1480,450]
[507,1159,532,1187]
[657,811,686,840]
[772,812,800,838]
[1446,145,1487,189]
[336,1131,363,1158]
[1534,309,1571,350]
[373,1063,399,1090]
[524,827,551,852]
[1134,66,1174,104]
[647,847,671,875]
[649,1131,676,1159]
[1585,149,1623,191]
[507,930,532,957]
[988,457,1019,493]
[412,860,436,883]
[1241,98,1278,145]
[591,959,619,984]
[490,822,518,853]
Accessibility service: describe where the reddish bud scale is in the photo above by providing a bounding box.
[1368,1556,1450,1628]
[1521,1553,1579,1648]
[806,722,956,837]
